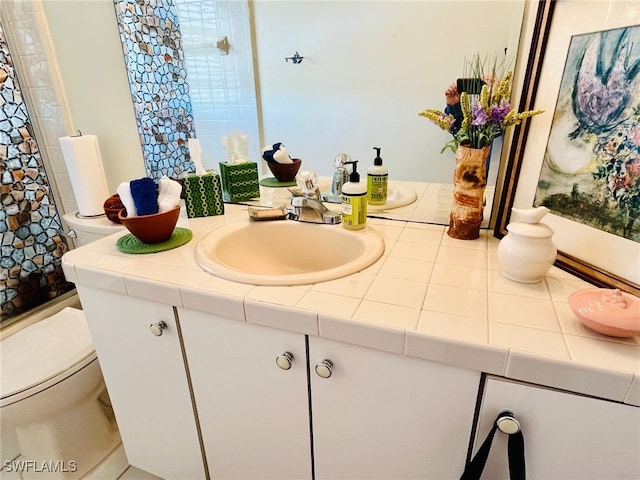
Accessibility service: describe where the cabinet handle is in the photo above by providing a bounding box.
[276,352,294,370]
[496,410,521,434]
[149,321,168,336]
[315,359,334,379]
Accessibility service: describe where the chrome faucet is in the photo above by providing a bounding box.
[289,170,342,224]
[321,153,351,204]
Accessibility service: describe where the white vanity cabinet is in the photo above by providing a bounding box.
[178,307,481,479]
[308,336,481,479]
[178,308,312,479]
[472,376,640,479]
[76,287,206,480]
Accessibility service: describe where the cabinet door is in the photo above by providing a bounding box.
[179,308,312,479]
[309,336,481,479]
[77,286,205,479]
[474,377,640,479]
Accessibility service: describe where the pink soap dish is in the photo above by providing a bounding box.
[568,288,640,338]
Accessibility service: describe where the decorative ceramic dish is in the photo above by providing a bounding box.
[267,158,302,182]
[118,205,180,244]
[568,288,640,337]
[103,194,124,224]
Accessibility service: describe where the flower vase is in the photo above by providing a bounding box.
[447,145,489,240]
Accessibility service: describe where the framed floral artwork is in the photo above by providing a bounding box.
[495,0,640,296]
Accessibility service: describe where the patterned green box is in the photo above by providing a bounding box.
[219,161,260,202]
[182,172,225,218]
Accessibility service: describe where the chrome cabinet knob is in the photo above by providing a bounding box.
[315,359,334,379]
[496,410,521,434]
[276,352,294,370]
[149,321,168,336]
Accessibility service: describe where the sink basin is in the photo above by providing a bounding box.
[195,220,385,285]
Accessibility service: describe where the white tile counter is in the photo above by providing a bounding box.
[61,203,640,406]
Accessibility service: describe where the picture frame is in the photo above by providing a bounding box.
[495,0,640,296]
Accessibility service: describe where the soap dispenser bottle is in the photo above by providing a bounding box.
[367,147,388,205]
[342,160,367,230]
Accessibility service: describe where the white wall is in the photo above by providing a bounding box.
[41,0,145,192]
[252,1,526,182]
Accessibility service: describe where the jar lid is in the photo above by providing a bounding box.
[507,221,554,238]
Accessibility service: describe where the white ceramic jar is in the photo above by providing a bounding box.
[497,207,557,283]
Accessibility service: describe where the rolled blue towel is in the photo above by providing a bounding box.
[129,177,158,216]
[261,142,279,163]
[262,142,293,164]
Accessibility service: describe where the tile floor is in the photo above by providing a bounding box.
[82,444,161,480]
[0,445,161,480]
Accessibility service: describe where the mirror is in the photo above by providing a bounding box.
[175,0,527,225]
[249,1,525,182]
[6,0,529,226]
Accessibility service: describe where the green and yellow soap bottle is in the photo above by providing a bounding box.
[342,160,367,230]
[367,147,388,205]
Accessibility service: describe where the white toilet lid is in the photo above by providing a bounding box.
[1,307,95,399]
[62,212,124,235]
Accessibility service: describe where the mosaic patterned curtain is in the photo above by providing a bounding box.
[113,0,196,180]
[0,23,73,323]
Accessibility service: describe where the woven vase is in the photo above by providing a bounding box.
[447,145,490,240]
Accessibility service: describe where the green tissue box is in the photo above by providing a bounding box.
[182,172,225,218]
[219,161,260,202]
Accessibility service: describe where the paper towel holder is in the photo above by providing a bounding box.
[216,37,230,55]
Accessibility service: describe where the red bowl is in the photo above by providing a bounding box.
[267,158,302,182]
[103,194,125,224]
[118,206,180,244]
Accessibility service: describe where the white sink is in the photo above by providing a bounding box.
[195,220,385,285]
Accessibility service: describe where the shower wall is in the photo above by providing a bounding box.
[0,19,73,323]
[113,0,196,179]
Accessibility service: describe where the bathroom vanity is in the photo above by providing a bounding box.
[62,204,640,480]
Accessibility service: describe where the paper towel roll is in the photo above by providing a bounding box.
[59,134,110,217]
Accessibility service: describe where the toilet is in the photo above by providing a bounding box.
[62,211,125,247]
[0,213,124,479]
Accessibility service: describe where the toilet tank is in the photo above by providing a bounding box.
[62,212,124,247]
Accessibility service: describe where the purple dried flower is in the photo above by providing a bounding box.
[489,102,511,123]
[471,104,488,126]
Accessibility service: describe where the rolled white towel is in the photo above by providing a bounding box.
[116,181,136,217]
[157,176,182,213]
[273,145,293,164]
[262,143,293,164]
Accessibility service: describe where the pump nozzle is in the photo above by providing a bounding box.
[344,160,360,183]
[373,147,383,166]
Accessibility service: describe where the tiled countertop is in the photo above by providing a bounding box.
[61,202,640,407]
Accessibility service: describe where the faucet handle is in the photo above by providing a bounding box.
[334,153,351,169]
[296,169,319,196]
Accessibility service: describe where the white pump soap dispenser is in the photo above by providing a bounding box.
[342,160,367,230]
[367,147,388,205]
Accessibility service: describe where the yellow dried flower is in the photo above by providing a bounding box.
[502,110,516,126]
[460,92,472,130]
[503,109,545,127]
[418,109,455,131]
[492,71,513,105]
[479,84,490,111]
